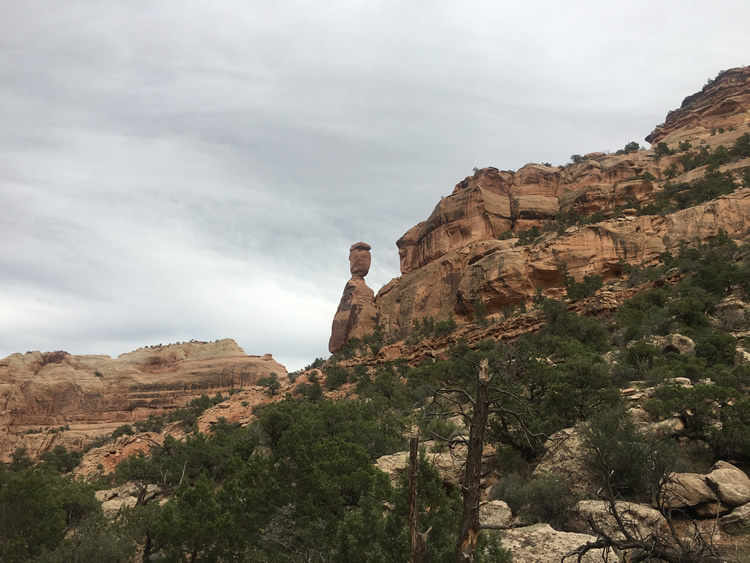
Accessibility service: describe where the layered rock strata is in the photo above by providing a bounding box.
[646,66,750,146]
[328,67,750,344]
[0,339,285,461]
[377,189,750,333]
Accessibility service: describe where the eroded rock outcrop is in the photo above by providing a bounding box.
[325,67,750,344]
[377,189,750,334]
[329,243,379,353]
[646,66,750,146]
[501,523,620,563]
[663,461,750,516]
[565,500,668,542]
[0,339,285,461]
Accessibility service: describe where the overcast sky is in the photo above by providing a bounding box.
[1,1,748,370]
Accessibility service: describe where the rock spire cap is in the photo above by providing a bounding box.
[349,242,371,277]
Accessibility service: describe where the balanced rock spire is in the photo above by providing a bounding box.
[328,243,379,353]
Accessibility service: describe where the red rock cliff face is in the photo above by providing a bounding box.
[396,153,662,276]
[377,190,750,333]
[646,66,750,146]
[360,66,750,338]
[0,339,286,461]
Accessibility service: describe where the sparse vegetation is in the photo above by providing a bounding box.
[514,226,542,246]
[257,372,281,396]
[615,140,641,154]
[8,84,750,562]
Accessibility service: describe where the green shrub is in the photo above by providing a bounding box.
[515,226,542,246]
[490,472,525,512]
[517,473,576,526]
[624,341,660,369]
[323,364,349,390]
[257,373,281,396]
[565,274,603,301]
[615,141,641,155]
[39,445,83,474]
[111,424,134,440]
[134,414,165,433]
[493,472,575,526]
[584,409,676,501]
[473,298,489,326]
[304,357,326,370]
[434,316,457,337]
[654,142,673,158]
[663,162,679,179]
[731,133,750,158]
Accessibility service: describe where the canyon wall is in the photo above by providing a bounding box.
[328,66,750,341]
[0,339,285,460]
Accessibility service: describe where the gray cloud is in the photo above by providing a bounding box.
[2,1,749,369]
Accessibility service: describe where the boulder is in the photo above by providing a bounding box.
[559,159,603,187]
[644,416,685,439]
[660,461,750,514]
[375,450,409,481]
[614,179,654,204]
[649,333,695,356]
[565,500,668,541]
[480,500,512,528]
[96,481,161,517]
[662,472,717,509]
[707,461,750,507]
[102,496,138,516]
[735,348,750,366]
[374,442,495,488]
[628,406,651,424]
[558,183,614,216]
[720,502,750,535]
[501,523,619,563]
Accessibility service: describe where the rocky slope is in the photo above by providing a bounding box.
[330,66,750,342]
[378,189,750,333]
[0,339,285,461]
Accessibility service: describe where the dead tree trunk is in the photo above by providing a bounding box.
[409,436,428,563]
[454,359,491,563]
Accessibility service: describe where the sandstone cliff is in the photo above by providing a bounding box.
[327,66,750,342]
[646,66,750,146]
[0,339,285,461]
[378,190,750,333]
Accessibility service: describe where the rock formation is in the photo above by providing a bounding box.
[328,242,379,353]
[501,523,620,563]
[0,339,285,461]
[327,66,750,343]
[377,189,750,334]
[646,66,750,146]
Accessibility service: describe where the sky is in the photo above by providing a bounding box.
[1,1,749,370]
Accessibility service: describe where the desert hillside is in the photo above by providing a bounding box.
[0,339,285,461]
[4,66,750,563]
